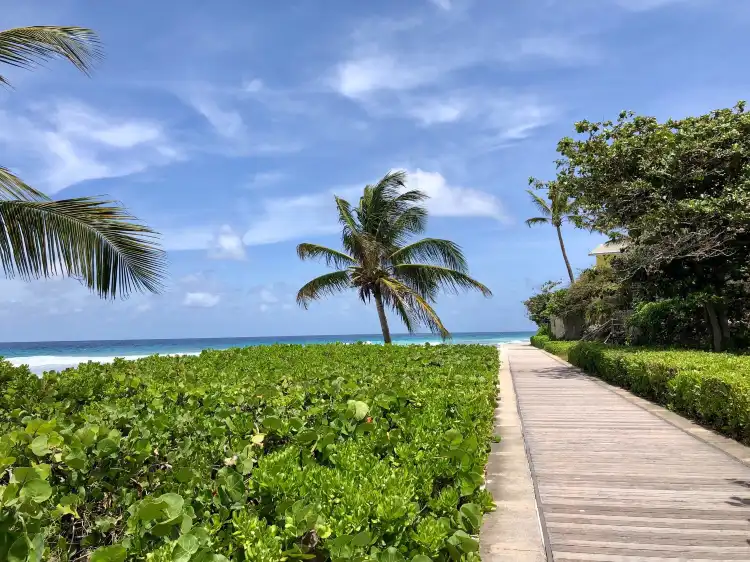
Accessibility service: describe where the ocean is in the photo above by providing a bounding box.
[1,331,532,374]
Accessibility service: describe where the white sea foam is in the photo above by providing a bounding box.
[8,352,201,373]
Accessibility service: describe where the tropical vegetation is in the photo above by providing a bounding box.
[525,102,750,351]
[0,25,165,298]
[297,171,492,343]
[524,181,577,283]
[0,343,497,561]
[531,336,750,444]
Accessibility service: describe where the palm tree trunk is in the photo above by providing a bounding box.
[374,288,392,344]
[556,225,575,283]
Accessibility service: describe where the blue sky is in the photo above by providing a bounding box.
[0,0,744,341]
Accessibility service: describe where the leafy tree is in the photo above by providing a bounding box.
[554,103,750,350]
[0,26,165,298]
[296,171,492,343]
[522,280,561,327]
[525,181,577,283]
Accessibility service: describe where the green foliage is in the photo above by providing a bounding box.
[534,339,750,443]
[553,103,750,350]
[0,343,498,561]
[628,298,709,349]
[0,26,166,299]
[522,281,560,327]
[297,171,491,342]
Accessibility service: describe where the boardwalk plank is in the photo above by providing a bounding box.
[507,344,750,561]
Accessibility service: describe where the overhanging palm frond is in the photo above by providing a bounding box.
[0,167,48,201]
[390,238,467,271]
[0,26,102,85]
[386,206,428,245]
[296,243,355,269]
[380,277,450,339]
[526,189,552,218]
[395,264,493,299]
[525,216,549,227]
[0,198,166,298]
[296,270,351,309]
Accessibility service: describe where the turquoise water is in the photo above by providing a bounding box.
[1,331,532,374]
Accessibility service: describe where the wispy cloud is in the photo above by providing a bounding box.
[183,292,220,308]
[207,225,247,260]
[613,0,693,11]
[0,101,180,193]
[428,0,452,9]
[246,171,287,189]
[241,169,506,246]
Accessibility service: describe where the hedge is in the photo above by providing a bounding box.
[0,344,498,561]
[530,336,750,443]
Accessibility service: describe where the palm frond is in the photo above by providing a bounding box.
[525,216,549,227]
[0,167,48,201]
[526,189,552,218]
[296,270,351,309]
[395,264,492,298]
[379,281,418,334]
[389,238,467,271]
[386,206,428,246]
[380,277,450,339]
[0,26,102,85]
[296,243,355,269]
[0,198,166,298]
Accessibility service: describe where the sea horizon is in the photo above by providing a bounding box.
[1,331,533,374]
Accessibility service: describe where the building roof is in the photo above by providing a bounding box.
[589,240,628,256]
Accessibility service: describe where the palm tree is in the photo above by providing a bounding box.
[296,171,492,343]
[0,26,165,298]
[526,183,576,283]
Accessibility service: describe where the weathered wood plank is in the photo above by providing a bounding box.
[507,344,750,561]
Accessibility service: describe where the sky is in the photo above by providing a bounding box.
[0,0,745,341]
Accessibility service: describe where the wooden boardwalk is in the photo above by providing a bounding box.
[507,344,750,561]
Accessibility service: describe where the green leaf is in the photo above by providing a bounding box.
[351,530,370,547]
[63,448,87,471]
[262,416,283,431]
[443,429,462,446]
[90,544,127,562]
[175,467,194,483]
[159,492,185,519]
[177,533,200,554]
[297,429,318,444]
[251,433,265,445]
[96,437,119,455]
[217,468,245,502]
[30,435,50,456]
[412,556,432,562]
[459,503,482,531]
[378,547,405,562]
[138,497,168,522]
[346,400,369,421]
[20,479,52,503]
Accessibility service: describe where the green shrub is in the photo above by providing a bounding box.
[0,344,498,561]
[536,340,750,443]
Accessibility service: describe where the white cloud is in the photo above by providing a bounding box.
[243,78,264,93]
[208,225,246,260]
[259,303,270,313]
[0,101,180,193]
[429,0,452,9]
[246,171,286,189]
[241,170,505,246]
[189,96,246,140]
[408,169,508,221]
[259,289,279,303]
[334,55,442,99]
[613,0,692,10]
[408,98,467,125]
[183,292,220,308]
[242,191,345,246]
[161,227,214,252]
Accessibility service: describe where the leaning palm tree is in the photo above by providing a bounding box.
[526,183,576,283]
[296,170,492,343]
[0,26,165,298]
